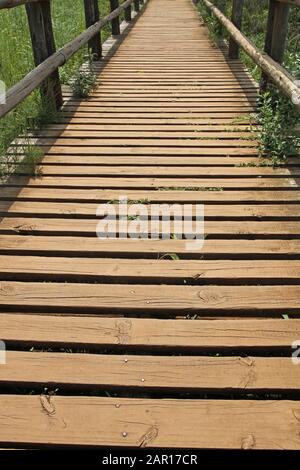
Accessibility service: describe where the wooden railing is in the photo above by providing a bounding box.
[0,0,145,119]
[198,0,300,108]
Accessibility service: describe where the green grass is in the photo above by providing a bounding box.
[0,0,112,174]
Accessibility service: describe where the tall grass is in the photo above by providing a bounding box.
[0,0,111,172]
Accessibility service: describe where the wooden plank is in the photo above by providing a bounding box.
[36,146,262,156]
[2,351,300,391]
[39,155,267,166]
[1,218,300,238]
[40,123,256,130]
[54,116,254,124]
[95,74,254,79]
[38,155,269,166]
[0,282,298,313]
[61,106,256,113]
[0,314,299,349]
[0,235,299,258]
[0,201,298,218]
[62,97,257,104]
[13,166,299,178]
[17,139,260,149]
[55,116,254,123]
[9,176,295,188]
[83,85,257,91]
[59,112,253,119]
[0,395,299,449]
[0,217,299,237]
[0,256,300,282]
[34,130,255,139]
[2,187,299,203]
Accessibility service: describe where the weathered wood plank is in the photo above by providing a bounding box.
[0,256,300,283]
[8,176,295,188]
[2,351,300,391]
[0,201,298,218]
[2,187,299,203]
[0,314,299,349]
[0,235,299,258]
[12,166,299,178]
[0,396,299,449]
[0,282,299,313]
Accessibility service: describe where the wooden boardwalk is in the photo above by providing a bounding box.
[0,0,300,450]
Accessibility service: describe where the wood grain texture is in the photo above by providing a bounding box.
[1,201,298,218]
[0,256,300,282]
[0,282,299,313]
[0,396,299,449]
[2,351,300,391]
[1,187,299,203]
[0,314,299,349]
[0,235,299,257]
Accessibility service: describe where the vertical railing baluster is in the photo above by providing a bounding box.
[125,2,132,22]
[134,0,140,13]
[261,0,290,92]
[228,0,244,59]
[25,0,63,111]
[83,0,102,60]
[110,0,120,36]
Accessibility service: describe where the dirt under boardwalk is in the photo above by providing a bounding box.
[0,0,300,450]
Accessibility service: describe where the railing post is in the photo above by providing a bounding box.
[270,1,290,63]
[25,0,63,111]
[228,0,244,59]
[125,2,132,22]
[110,0,120,35]
[261,0,290,92]
[83,0,102,60]
[215,0,226,37]
[134,0,140,13]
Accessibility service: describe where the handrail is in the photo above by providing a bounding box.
[0,0,140,119]
[200,0,300,109]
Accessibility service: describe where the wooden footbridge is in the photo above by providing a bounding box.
[0,0,300,450]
